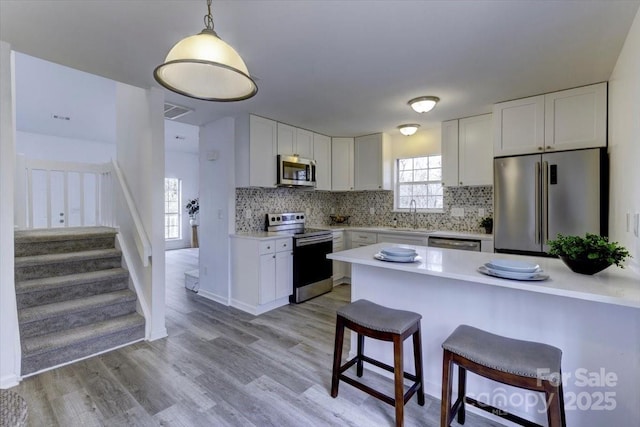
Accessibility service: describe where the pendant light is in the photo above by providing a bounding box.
[408,96,439,113]
[398,124,420,136]
[154,0,257,102]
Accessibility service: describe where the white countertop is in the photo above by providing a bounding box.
[232,227,492,241]
[328,242,640,308]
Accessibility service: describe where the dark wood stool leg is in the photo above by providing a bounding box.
[393,334,405,427]
[545,377,567,427]
[440,349,454,427]
[331,316,345,398]
[457,365,466,424]
[356,333,365,377]
[412,325,425,406]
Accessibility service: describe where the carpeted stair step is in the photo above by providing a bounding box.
[14,249,122,281]
[19,289,138,339]
[16,268,129,309]
[21,313,145,376]
[14,226,117,257]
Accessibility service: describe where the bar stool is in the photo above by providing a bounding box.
[331,299,425,427]
[440,325,566,427]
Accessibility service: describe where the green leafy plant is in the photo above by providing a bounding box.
[547,233,631,268]
[185,197,199,218]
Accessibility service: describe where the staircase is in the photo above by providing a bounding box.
[14,227,145,376]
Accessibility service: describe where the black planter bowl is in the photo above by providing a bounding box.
[558,256,612,275]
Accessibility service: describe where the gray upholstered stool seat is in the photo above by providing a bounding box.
[337,299,422,334]
[331,299,425,427]
[442,324,562,381]
[441,325,566,427]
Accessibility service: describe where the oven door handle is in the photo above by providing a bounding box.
[296,235,333,247]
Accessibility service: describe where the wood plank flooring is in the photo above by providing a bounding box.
[10,248,503,426]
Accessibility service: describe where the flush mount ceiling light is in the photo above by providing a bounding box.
[154,0,257,102]
[408,96,440,113]
[398,124,420,136]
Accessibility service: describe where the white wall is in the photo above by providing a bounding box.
[16,131,116,163]
[115,83,166,341]
[609,6,640,273]
[0,41,20,389]
[165,149,199,250]
[390,126,442,159]
[197,117,236,305]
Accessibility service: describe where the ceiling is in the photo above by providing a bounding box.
[1,0,639,139]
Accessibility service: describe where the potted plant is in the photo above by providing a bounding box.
[547,233,631,275]
[479,217,493,234]
[185,197,199,225]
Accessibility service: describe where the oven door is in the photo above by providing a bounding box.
[293,234,333,290]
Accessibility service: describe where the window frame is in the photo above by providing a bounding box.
[393,155,444,213]
[164,177,182,241]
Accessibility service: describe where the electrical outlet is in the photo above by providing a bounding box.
[244,209,251,219]
[218,208,223,219]
[634,213,639,237]
[451,207,465,217]
[478,208,485,217]
[627,213,631,232]
[305,208,311,216]
[369,207,375,215]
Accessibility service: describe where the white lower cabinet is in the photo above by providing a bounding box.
[231,236,292,315]
[332,231,347,284]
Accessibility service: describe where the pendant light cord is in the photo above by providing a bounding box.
[204,0,214,31]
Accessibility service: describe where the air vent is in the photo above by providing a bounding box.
[164,102,193,120]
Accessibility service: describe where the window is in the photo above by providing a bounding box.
[395,155,443,210]
[164,178,181,240]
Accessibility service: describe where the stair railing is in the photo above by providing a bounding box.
[108,159,152,267]
[17,156,111,229]
[16,156,151,268]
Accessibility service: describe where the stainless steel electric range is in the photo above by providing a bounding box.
[266,212,333,303]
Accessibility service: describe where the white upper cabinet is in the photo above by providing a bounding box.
[458,114,493,186]
[354,133,391,190]
[313,133,332,191]
[441,119,459,188]
[235,114,277,188]
[441,115,492,187]
[493,95,545,156]
[331,137,354,191]
[494,83,607,156]
[544,82,607,151]
[277,123,313,158]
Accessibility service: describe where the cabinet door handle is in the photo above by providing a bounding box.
[272,255,276,259]
[538,147,543,151]
[267,246,271,249]
[546,146,553,149]
[459,181,463,185]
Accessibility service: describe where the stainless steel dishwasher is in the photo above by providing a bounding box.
[428,236,481,252]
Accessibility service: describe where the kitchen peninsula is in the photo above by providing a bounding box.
[328,243,640,427]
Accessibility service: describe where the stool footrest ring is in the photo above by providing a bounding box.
[465,397,543,427]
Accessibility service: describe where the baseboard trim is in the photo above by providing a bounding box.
[230,297,289,316]
[197,289,229,306]
[0,374,20,389]
[147,327,168,341]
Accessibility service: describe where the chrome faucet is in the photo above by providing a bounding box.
[409,199,417,229]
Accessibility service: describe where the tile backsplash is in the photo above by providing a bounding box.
[235,186,493,233]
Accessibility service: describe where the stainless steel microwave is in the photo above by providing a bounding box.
[277,155,316,187]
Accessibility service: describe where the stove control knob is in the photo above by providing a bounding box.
[300,214,304,219]
[271,216,276,222]
[277,216,281,221]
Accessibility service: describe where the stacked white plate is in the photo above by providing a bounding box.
[478,259,549,281]
[374,247,421,263]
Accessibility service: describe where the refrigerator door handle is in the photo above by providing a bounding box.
[543,161,549,244]
[535,161,541,244]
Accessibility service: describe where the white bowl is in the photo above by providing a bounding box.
[381,247,417,257]
[487,259,540,273]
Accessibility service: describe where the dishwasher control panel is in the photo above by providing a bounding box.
[428,236,482,252]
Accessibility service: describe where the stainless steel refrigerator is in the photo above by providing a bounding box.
[494,148,608,255]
